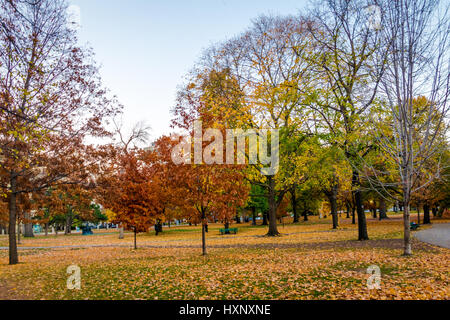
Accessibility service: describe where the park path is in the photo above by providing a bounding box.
[414,223,450,249]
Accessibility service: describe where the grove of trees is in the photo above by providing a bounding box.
[0,0,448,265]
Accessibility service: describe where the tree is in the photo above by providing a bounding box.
[411,150,449,224]
[109,120,152,238]
[246,185,268,225]
[160,135,249,255]
[368,0,449,254]
[102,150,163,249]
[174,16,316,236]
[307,145,352,229]
[32,183,102,235]
[304,0,388,240]
[0,0,120,265]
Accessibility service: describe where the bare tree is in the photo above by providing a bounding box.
[113,117,151,153]
[367,0,449,255]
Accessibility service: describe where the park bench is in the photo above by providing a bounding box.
[81,226,93,235]
[410,222,420,231]
[219,228,238,235]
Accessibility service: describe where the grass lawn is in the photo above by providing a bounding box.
[0,214,448,300]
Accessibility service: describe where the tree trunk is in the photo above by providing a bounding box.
[44,223,49,236]
[133,227,137,249]
[327,184,339,229]
[8,175,18,265]
[224,220,230,234]
[201,209,207,256]
[331,203,338,229]
[423,204,431,224]
[432,207,437,217]
[266,176,280,236]
[235,214,240,224]
[119,226,124,239]
[403,202,412,256]
[346,202,350,218]
[355,192,369,240]
[17,222,21,245]
[65,213,72,235]
[417,205,420,224]
[24,212,34,237]
[351,205,356,224]
[251,207,256,226]
[379,198,388,220]
[155,220,163,235]
[353,171,368,240]
[262,211,268,225]
[291,188,299,223]
[372,208,377,219]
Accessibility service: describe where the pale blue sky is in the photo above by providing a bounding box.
[71,0,309,139]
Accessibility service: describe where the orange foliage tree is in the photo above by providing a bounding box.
[155,135,249,255]
[98,149,164,249]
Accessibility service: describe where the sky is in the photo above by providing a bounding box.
[70,0,309,140]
